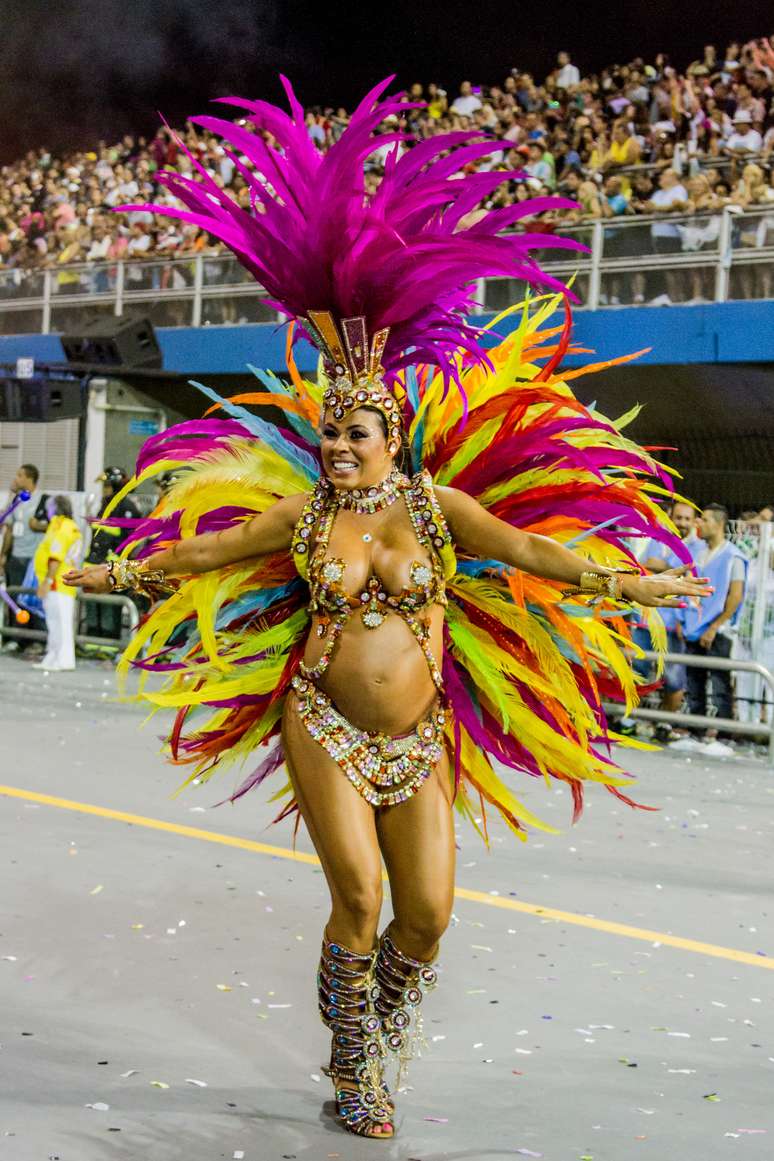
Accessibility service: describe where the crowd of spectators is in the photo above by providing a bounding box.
[2,36,774,293]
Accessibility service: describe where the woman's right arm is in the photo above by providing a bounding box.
[64,493,306,593]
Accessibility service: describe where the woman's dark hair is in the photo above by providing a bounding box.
[52,494,73,518]
[361,405,414,475]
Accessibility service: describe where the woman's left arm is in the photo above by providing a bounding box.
[436,486,710,608]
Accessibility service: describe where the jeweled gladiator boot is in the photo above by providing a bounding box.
[374,927,439,1084]
[317,934,394,1138]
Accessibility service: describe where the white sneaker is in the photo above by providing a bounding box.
[702,739,735,758]
[648,293,673,307]
[668,736,704,752]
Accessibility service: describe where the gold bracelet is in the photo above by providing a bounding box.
[562,567,639,601]
[107,558,171,597]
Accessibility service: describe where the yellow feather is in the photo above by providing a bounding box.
[459,727,558,835]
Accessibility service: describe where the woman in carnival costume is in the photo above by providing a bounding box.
[66,79,708,1139]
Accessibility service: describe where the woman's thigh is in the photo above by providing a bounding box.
[375,751,456,947]
[282,696,383,911]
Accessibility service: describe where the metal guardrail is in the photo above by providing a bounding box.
[0,205,773,332]
[606,650,774,766]
[6,590,773,761]
[0,587,139,651]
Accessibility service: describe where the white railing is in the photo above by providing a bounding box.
[0,206,773,335]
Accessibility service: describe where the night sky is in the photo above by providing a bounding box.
[1,0,772,163]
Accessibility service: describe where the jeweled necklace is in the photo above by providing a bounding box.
[334,468,406,516]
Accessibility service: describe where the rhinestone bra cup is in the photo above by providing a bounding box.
[291,471,452,691]
[314,558,440,630]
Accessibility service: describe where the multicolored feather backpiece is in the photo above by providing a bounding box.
[105,79,686,839]
[107,293,685,840]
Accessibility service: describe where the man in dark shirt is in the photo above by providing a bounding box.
[83,467,141,647]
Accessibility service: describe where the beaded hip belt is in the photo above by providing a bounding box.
[290,674,446,807]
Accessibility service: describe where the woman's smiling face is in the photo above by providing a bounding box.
[320,407,396,490]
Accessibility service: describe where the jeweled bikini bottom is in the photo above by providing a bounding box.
[290,673,446,807]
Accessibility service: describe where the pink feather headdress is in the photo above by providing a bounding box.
[125,76,582,394]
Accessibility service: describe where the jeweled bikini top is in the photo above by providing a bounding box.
[291,470,457,690]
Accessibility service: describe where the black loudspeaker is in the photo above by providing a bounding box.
[61,314,162,369]
[0,377,85,422]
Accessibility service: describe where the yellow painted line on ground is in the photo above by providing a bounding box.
[2,783,772,972]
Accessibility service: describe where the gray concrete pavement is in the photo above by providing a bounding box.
[1,651,772,1161]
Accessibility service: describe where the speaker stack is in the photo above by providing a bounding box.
[0,315,163,422]
[0,377,85,422]
[60,314,162,369]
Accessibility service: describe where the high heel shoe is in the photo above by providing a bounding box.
[375,927,438,1085]
[318,934,395,1138]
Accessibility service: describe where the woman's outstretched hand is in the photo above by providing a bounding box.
[63,564,112,593]
[621,565,712,608]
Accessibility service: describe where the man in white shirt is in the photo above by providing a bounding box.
[450,81,482,117]
[86,225,112,292]
[647,169,689,245]
[643,169,689,302]
[86,226,111,263]
[555,51,580,90]
[724,111,763,156]
[126,223,153,284]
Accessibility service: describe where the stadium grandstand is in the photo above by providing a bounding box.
[0,34,773,514]
[0,36,774,299]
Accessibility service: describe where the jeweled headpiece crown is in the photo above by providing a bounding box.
[305,310,402,447]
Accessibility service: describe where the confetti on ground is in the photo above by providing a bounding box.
[150,1081,170,1089]
[1,956,17,961]
[89,885,103,895]
[703,1093,721,1102]
[233,1152,245,1159]
[216,984,232,991]
[514,1149,542,1157]
[424,1116,448,1122]
[120,1070,138,1078]
[85,1102,109,1111]
[185,1078,208,1087]
[310,1074,320,1083]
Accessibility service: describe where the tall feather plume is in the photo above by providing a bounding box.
[121,76,583,391]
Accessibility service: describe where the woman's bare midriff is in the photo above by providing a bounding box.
[301,606,444,735]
